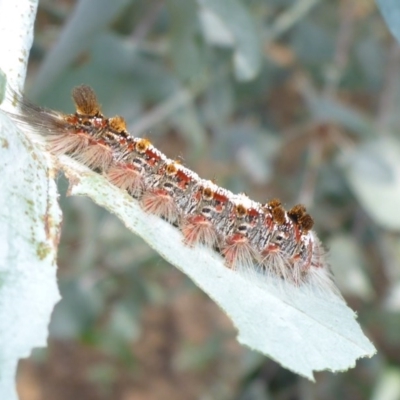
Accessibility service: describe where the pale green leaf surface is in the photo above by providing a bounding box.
[0,113,61,400]
[198,7,235,47]
[344,137,400,230]
[59,155,376,380]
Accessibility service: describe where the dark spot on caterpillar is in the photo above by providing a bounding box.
[287,204,306,224]
[166,163,178,175]
[235,204,247,218]
[202,187,214,200]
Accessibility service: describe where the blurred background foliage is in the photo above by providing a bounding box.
[16,0,400,399]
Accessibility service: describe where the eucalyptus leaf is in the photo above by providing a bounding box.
[198,0,262,81]
[0,112,61,400]
[198,7,235,47]
[0,1,62,398]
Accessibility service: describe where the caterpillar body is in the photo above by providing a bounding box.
[5,85,340,296]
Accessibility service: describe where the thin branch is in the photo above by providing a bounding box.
[297,136,322,208]
[266,0,321,42]
[376,40,400,133]
[323,0,356,98]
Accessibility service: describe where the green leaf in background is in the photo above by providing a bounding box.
[377,0,400,44]
[343,137,400,230]
[58,155,375,380]
[301,82,374,137]
[328,234,374,301]
[167,0,205,81]
[198,0,262,81]
[30,0,131,99]
[0,112,61,400]
[371,367,400,400]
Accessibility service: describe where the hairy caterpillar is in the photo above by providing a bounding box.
[4,85,340,296]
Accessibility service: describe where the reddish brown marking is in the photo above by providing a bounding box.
[213,192,229,203]
[189,215,207,224]
[145,148,162,161]
[247,208,260,218]
[263,214,274,229]
[182,215,218,248]
[194,190,202,202]
[153,188,167,196]
[141,188,178,223]
[293,223,302,242]
[146,157,159,167]
[176,169,192,183]
[65,115,78,124]
[226,233,247,244]
[92,118,107,129]
[221,233,255,270]
[107,163,143,196]
[263,244,279,254]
